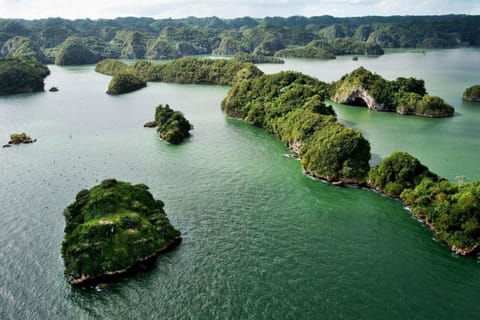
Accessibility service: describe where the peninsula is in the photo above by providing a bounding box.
[97,57,263,94]
[61,179,181,285]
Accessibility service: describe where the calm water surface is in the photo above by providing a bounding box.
[1,49,479,319]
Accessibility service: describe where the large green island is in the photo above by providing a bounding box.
[61,179,181,286]
[97,57,263,94]
[222,70,479,257]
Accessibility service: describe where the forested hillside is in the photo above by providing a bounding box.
[0,15,478,64]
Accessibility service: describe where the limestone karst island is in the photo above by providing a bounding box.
[2,7,480,320]
[61,179,181,285]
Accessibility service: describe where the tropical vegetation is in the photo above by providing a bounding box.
[1,15,478,64]
[107,70,146,95]
[154,104,193,144]
[332,67,454,117]
[463,84,480,102]
[61,179,181,284]
[0,58,50,95]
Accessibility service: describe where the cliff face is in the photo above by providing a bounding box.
[333,87,388,111]
[331,67,454,117]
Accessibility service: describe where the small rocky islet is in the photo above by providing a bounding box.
[463,85,480,102]
[2,133,37,148]
[61,179,181,286]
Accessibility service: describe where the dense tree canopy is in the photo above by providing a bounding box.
[463,85,480,102]
[107,70,146,95]
[96,57,263,87]
[0,58,50,95]
[1,15,478,65]
[154,104,193,144]
[222,71,370,182]
[332,67,454,117]
[62,179,181,284]
[54,36,101,65]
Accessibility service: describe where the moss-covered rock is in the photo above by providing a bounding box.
[463,85,480,102]
[107,70,146,95]
[0,58,50,95]
[61,179,181,285]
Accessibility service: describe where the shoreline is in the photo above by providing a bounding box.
[302,163,480,258]
[71,236,182,286]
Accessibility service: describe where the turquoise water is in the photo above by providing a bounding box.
[1,49,480,319]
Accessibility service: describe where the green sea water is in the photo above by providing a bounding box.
[1,49,479,319]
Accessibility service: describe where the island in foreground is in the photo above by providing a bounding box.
[61,179,181,286]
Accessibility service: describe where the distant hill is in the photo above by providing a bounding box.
[0,15,478,64]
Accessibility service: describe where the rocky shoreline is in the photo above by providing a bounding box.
[303,162,479,258]
[71,236,182,286]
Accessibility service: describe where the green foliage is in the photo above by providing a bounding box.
[107,70,146,95]
[332,67,454,117]
[463,85,480,102]
[95,59,128,76]
[0,58,50,95]
[233,52,284,64]
[368,152,439,197]
[301,122,371,180]
[55,36,100,65]
[309,38,384,55]
[0,36,49,63]
[132,57,263,86]
[275,45,336,59]
[1,15,479,64]
[222,71,370,182]
[154,104,193,144]
[62,179,180,281]
[401,179,480,249]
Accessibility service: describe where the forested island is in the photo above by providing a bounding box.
[331,67,454,117]
[0,15,479,64]
[0,58,50,95]
[222,70,479,256]
[97,57,263,94]
[463,85,480,102]
[107,71,146,95]
[61,179,181,285]
[144,104,193,144]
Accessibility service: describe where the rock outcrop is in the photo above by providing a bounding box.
[333,87,388,111]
